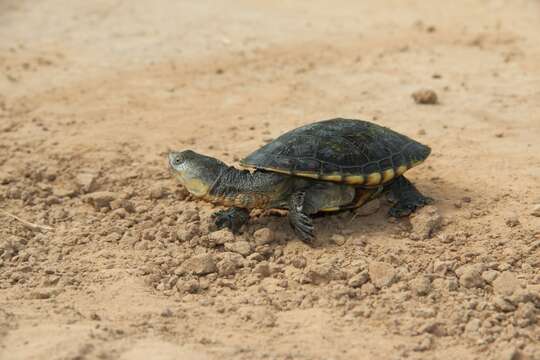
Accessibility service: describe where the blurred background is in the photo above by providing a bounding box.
[1,1,539,359]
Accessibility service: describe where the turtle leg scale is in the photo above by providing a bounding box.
[212,207,250,234]
[385,176,433,217]
[288,191,315,244]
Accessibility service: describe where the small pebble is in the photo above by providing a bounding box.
[493,296,516,312]
[493,271,520,296]
[481,270,499,283]
[253,228,274,246]
[217,253,243,276]
[43,167,58,181]
[209,229,235,245]
[433,260,454,275]
[331,234,346,246]
[456,264,485,289]
[84,191,118,209]
[291,255,307,269]
[348,271,369,288]
[179,254,217,275]
[410,206,442,240]
[177,279,200,294]
[161,308,173,317]
[149,184,167,199]
[505,216,520,227]
[75,172,98,193]
[253,262,271,277]
[217,257,239,276]
[410,276,431,296]
[412,89,438,105]
[30,288,54,300]
[53,187,76,198]
[224,241,252,256]
[413,335,433,352]
[368,261,396,288]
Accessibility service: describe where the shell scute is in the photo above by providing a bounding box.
[241,118,430,185]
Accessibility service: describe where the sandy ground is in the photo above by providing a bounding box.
[1,0,540,359]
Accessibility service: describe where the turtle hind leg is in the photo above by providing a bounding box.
[385,176,433,217]
[288,191,315,244]
[212,207,250,234]
[287,183,357,243]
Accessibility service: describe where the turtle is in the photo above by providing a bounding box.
[168,118,432,244]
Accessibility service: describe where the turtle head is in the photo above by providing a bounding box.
[168,150,226,197]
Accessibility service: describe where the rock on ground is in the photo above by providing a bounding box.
[493,271,521,296]
[410,206,442,240]
[253,228,274,246]
[217,253,243,276]
[224,241,252,256]
[303,261,347,285]
[411,89,438,104]
[2,2,540,359]
[456,264,485,289]
[209,229,235,245]
[482,270,499,283]
[348,271,369,288]
[179,254,217,275]
[410,276,432,296]
[75,171,99,193]
[84,191,118,209]
[368,261,397,288]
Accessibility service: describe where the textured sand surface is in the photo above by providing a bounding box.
[1,1,539,359]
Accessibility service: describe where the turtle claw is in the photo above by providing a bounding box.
[385,176,433,218]
[212,210,232,229]
[212,207,250,234]
[388,193,433,218]
[293,212,315,244]
[288,191,316,245]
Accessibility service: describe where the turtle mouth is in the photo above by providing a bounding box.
[168,163,180,176]
[168,153,178,169]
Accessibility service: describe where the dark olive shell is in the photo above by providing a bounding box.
[240,118,431,186]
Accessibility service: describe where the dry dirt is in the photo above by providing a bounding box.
[1,1,540,359]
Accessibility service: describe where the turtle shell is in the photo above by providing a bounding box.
[240,118,431,187]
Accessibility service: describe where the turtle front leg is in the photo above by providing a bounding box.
[212,207,250,234]
[385,176,433,217]
[288,191,315,244]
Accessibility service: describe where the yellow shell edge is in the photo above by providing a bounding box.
[396,165,408,176]
[321,174,344,182]
[344,175,365,184]
[294,171,320,180]
[382,168,395,183]
[365,172,382,186]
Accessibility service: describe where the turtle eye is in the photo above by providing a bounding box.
[174,156,182,165]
